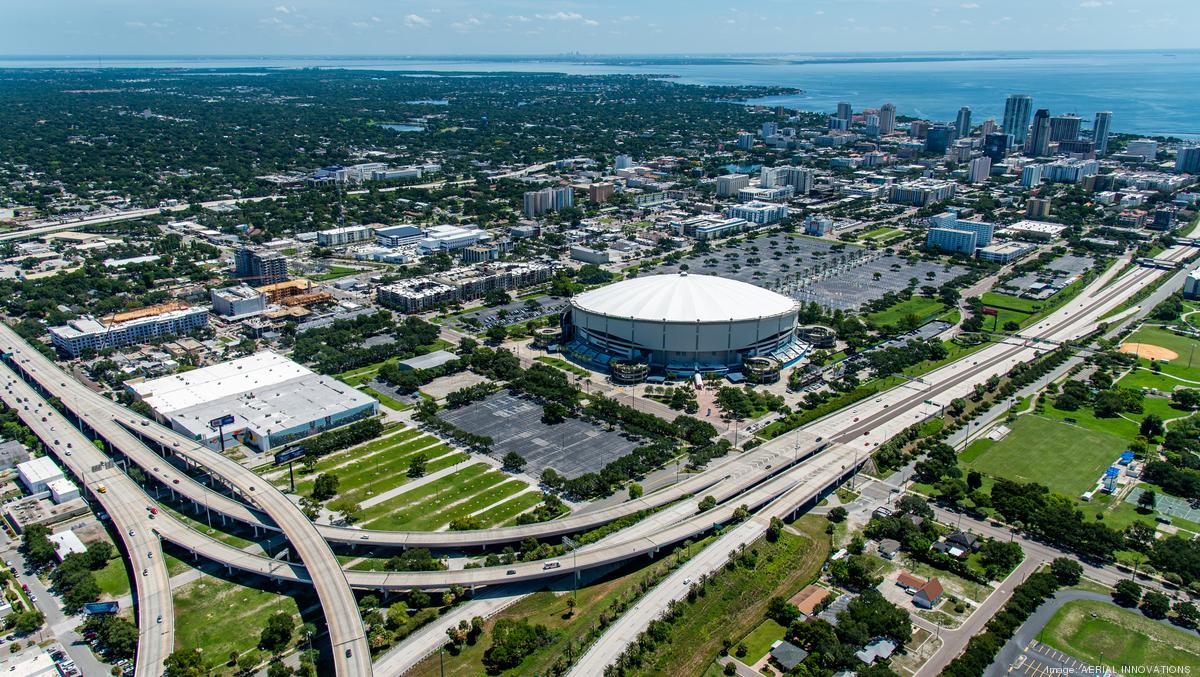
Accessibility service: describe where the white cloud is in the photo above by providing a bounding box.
[960,2,979,7]
[273,5,292,14]
[508,14,532,22]
[536,11,584,21]
[351,21,370,28]
[1079,0,1102,6]
[451,16,482,31]
[371,16,381,23]
[815,9,825,15]
[404,14,431,28]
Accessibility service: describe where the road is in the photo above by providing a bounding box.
[0,368,173,677]
[567,244,1195,676]
[0,336,373,676]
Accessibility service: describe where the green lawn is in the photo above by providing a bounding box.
[1038,599,1200,671]
[289,434,446,496]
[535,356,590,377]
[963,414,1127,496]
[864,297,947,328]
[479,491,545,527]
[359,463,500,529]
[173,574,305,661]
[739,618,785,663]
[359,386,411,411]
[308,266,359,281]
[981,291,1044,314]
[336,445,463,505]
[95,555,131,599]
[1123,326,1200,381]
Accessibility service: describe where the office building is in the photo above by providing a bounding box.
[523,186,575,217]
[130,351,378,453]
[879,103,897,135]
[1043,158,1099,184]
[716,173,751,197]
[1175,145,1200,174]
[803,216,836,236]
[738,186,793,203]
[955,107,972,138]
[1020,164,1044,187]
[375,225,424,247]
[909,120,929,139]
[977,241,1037,264]
[210,285,266,318]
[1184,270,1200,299]
[925,124,956,154]
[925,228,978,255]
[737,132,755,150]
[726,201,788,225]
[979,118,998,137]
[1049,114,1082,143]
[1002,94,1033,143]
[1150,207,1177,232]
[1126,139,1159,161]
[836,101,852,122]
[1057,140,1096,157]
[588,182,615,203]
[416,224,489,254]
[776,167,815,195]
[49,303,209,357]
[1026,109,1051,157]
[17,457,64,494]
[968,156,992,184]
[928,212,994,246]
[673,215,749,241]
[462,243,500,263]
[1093,112,1113,156]
[761,121,778,138]
[888,179,956,206]
[1026,197,1052,219]
[234,246,288,286]
[614,154,634,170]
[827,116,848,131]
[317,225,374,247]
[984,133,1011,163]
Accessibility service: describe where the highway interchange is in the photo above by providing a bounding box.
[0,242,1191,675]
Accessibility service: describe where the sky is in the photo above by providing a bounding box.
[1,0,1196,56]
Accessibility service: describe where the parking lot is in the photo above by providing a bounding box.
[438,391,637,479]
[1007,640,1095,676]
[638,232,966,312]
[448,296,567,334]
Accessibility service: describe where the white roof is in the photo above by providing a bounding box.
[49,530,87,559]
[17,456,64,485]
[572,273,797,323]
[130,351,312,414]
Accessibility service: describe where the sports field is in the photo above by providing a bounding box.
[864,297,947,328]
[961,414,1127,495]
[1038,599,1200,672]
[1122,326,1200,382]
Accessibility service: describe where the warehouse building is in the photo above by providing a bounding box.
[128,351,377,453]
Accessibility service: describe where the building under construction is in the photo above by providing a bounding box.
[255,279,332,307]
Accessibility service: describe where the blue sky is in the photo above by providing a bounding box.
[1,1,1195,55]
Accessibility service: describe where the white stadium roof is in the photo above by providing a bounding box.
[572,273,797,323]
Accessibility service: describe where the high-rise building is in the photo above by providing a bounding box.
[979,118,998,137]
[1026,197,1052,219]
[588,182,615,203]
[1092,112,1113,156]
[925,124,956,154]
[1025,109,1051,157]
[716,173,751,197]
[1020,164,1044,188]
[1049,114,1082,143]
[864,114,880,138]
[968,156,992,184]
[614,154,634,170]
[1126,139,1159,161]
[234,247,289,286]
[909,120,929,140]
[955,107,972,138]
[827,116,848,131]
[736,132,754,150]
[1176,145,1200,174]
[1002,94,1034,143]
[984,133,1011,163]
[776,167,815,195]
[879,103,897,135]
[761,121,778,138]
[836,101,852,122]
[523,186,575,217]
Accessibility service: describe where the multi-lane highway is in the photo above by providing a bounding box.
[0,369,173,677]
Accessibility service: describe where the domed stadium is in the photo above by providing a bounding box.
[562,273,806,376]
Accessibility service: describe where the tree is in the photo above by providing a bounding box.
[482,619,550,674]
[267,661,294,677]
[311,472,340,501]
[501,451,527,472]
[1173,600,1199,629]
[1003,320,1020,332]
[485,324,508,343]
[407,452,429,478]
[8,610,43,634]
[164,649,206,677]
[1050,558,1083,586]
[628,483,643,500]
[1140,590,1171,619]
[259,612,295,653]
[828,506,848,523]
[698,495,717,512]
[1140,413,1164,439]
[1137,489,1157,512]
[239,651,262,674]
[1113,579,1142,607]
[966,470,983,492]
[328,498,361,524]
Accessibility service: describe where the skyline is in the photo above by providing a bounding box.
[2,0,1197,56]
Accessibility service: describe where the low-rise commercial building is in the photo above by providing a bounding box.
[317,225,374,247]
[417,225,489,254]
[1001,219,1067,241]
[375,225,425,247]
[210,285,267,319]
[48,303,210,357]
[17,457,64,494]
[672,215,748,241]
[977,241,1037,264]
[726,201,788,225]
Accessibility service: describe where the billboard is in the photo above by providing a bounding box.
[84,601,120,614]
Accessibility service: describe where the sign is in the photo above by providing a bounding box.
[83,601,120,614]
[981,307,999,317]
[209,414,235,428]
[274,447,305,465]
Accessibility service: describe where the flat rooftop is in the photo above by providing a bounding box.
[130,351,312,414]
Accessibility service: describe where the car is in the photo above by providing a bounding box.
[359,534,368,540]
[543,561,561,570]
[141,569,147,577]
[128,529,135,537]
[815,436,823,442]
[156,615,162,624]
[147,552,152,559]
[64,451,71,456]
[148,507,158,515]
[140,420,149,427]
[506,569,516,575]
[172,479,180,485]
[853,417,859,422]
[682,578,692,585]
[29,595,36,602]
[97,485,107,493]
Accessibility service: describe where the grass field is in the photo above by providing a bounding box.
[407,535,720,677]
[308,265,359,281]
[864,297,947,328]
[1123,326,1200,382]
[359,386,411,411]
[1038,599,1200,671]
[173,573,306,661]
[739,618,786,664]
[861,226,905,242]
[285,432,448,497]
[336,444,464,506]
[95,555,131,599]
[535,356,591,377]
[358,463,529,530]
[980,291,1044,314]
[962,414,1127,496]
[634,515,831,677]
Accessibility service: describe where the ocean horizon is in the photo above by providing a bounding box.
[2,50,1197,138]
